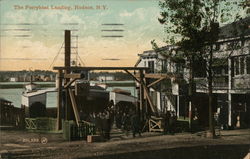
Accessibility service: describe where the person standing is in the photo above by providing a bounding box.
[103,110,111,140]
[115,111,122,129]
[164,111,171,134]
[130,112,141,137]
[122,113,130,136]
[169,111,176,135]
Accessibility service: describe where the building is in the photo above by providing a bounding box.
[9,77,18,82]
[21,83,47,117]
[135,16,250,129]
[0,98,25,128]
[97,75,115,82]
[194,17,250,129]
[135,46,187,117]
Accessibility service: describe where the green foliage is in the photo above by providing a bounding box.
[158,0,246,52]
[241,0,250,14]
[156,0,247,76]
[157,0,246,136]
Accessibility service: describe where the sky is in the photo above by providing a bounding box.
[0,0,248,71]
[0,0,166,71]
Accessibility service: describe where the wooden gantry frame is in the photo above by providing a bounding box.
[53,66,174,130]
[54,30,175,131]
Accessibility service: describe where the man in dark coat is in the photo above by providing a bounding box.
[122,113,130,136]
[164,111,171,134]
[130,112,141,137]
[169,111,176,135]
[101,110,111,140]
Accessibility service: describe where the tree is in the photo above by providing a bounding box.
[156,0,247,138]
[241,0,250,14]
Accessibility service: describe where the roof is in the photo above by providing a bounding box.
[22,91,46,97]
[134,58,141,67]
[134,46,176,67]
[22,88,56,97]
[138,52,157,58]
[0,97,12,103]
[219,16,250,39]
[134,50,157,67]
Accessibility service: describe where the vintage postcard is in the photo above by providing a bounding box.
[0,0,249,158]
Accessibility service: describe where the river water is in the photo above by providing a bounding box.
[0,81,137,108]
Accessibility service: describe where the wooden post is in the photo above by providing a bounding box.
[56,70,63,130]
[143,86,157,114]
[144,70,149,118]
[139,70,144,121]
[65,30,71,75]
[177,95,180,118]
[64,30,73,120]
[68,88,80,126]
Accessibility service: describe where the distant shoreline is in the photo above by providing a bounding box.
[0,81,136,89]
[0,84,55,89]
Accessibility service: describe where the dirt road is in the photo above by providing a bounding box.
[0,129,249,159]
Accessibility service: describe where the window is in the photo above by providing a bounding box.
[247,56,250,74]
[148,61,155,73]
[212,58,228,75]
[231,58,234,77]
[235,57,239,75]
[162,60,168,73]
[223,66,228,75]
[240,57,245,75]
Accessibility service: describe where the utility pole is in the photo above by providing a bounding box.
[188,55,194,131]
[64,30,73,120]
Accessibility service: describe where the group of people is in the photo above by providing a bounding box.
[87,107,114,140]
[115,110,141,137]
[86,108,178,140]
[86,106,142,140]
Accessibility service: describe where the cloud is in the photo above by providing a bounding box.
[119,8,146,20]
[0,1,166,70]
[4,11,26,23]
[119,11,133,17]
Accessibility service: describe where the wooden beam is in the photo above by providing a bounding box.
[64,78,77,89]
[147,77,166,88]
[54,66,148,71]
[135,72,158,115]
[143,84,158,114]
[68,88,81,126]
[135,73,174,79]
[124,70,140,83]
[64,73,84,79]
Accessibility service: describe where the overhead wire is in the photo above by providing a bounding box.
[49,41,64,69]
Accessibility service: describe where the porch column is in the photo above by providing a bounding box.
[228,58,232,127]
[177,95,180,118]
